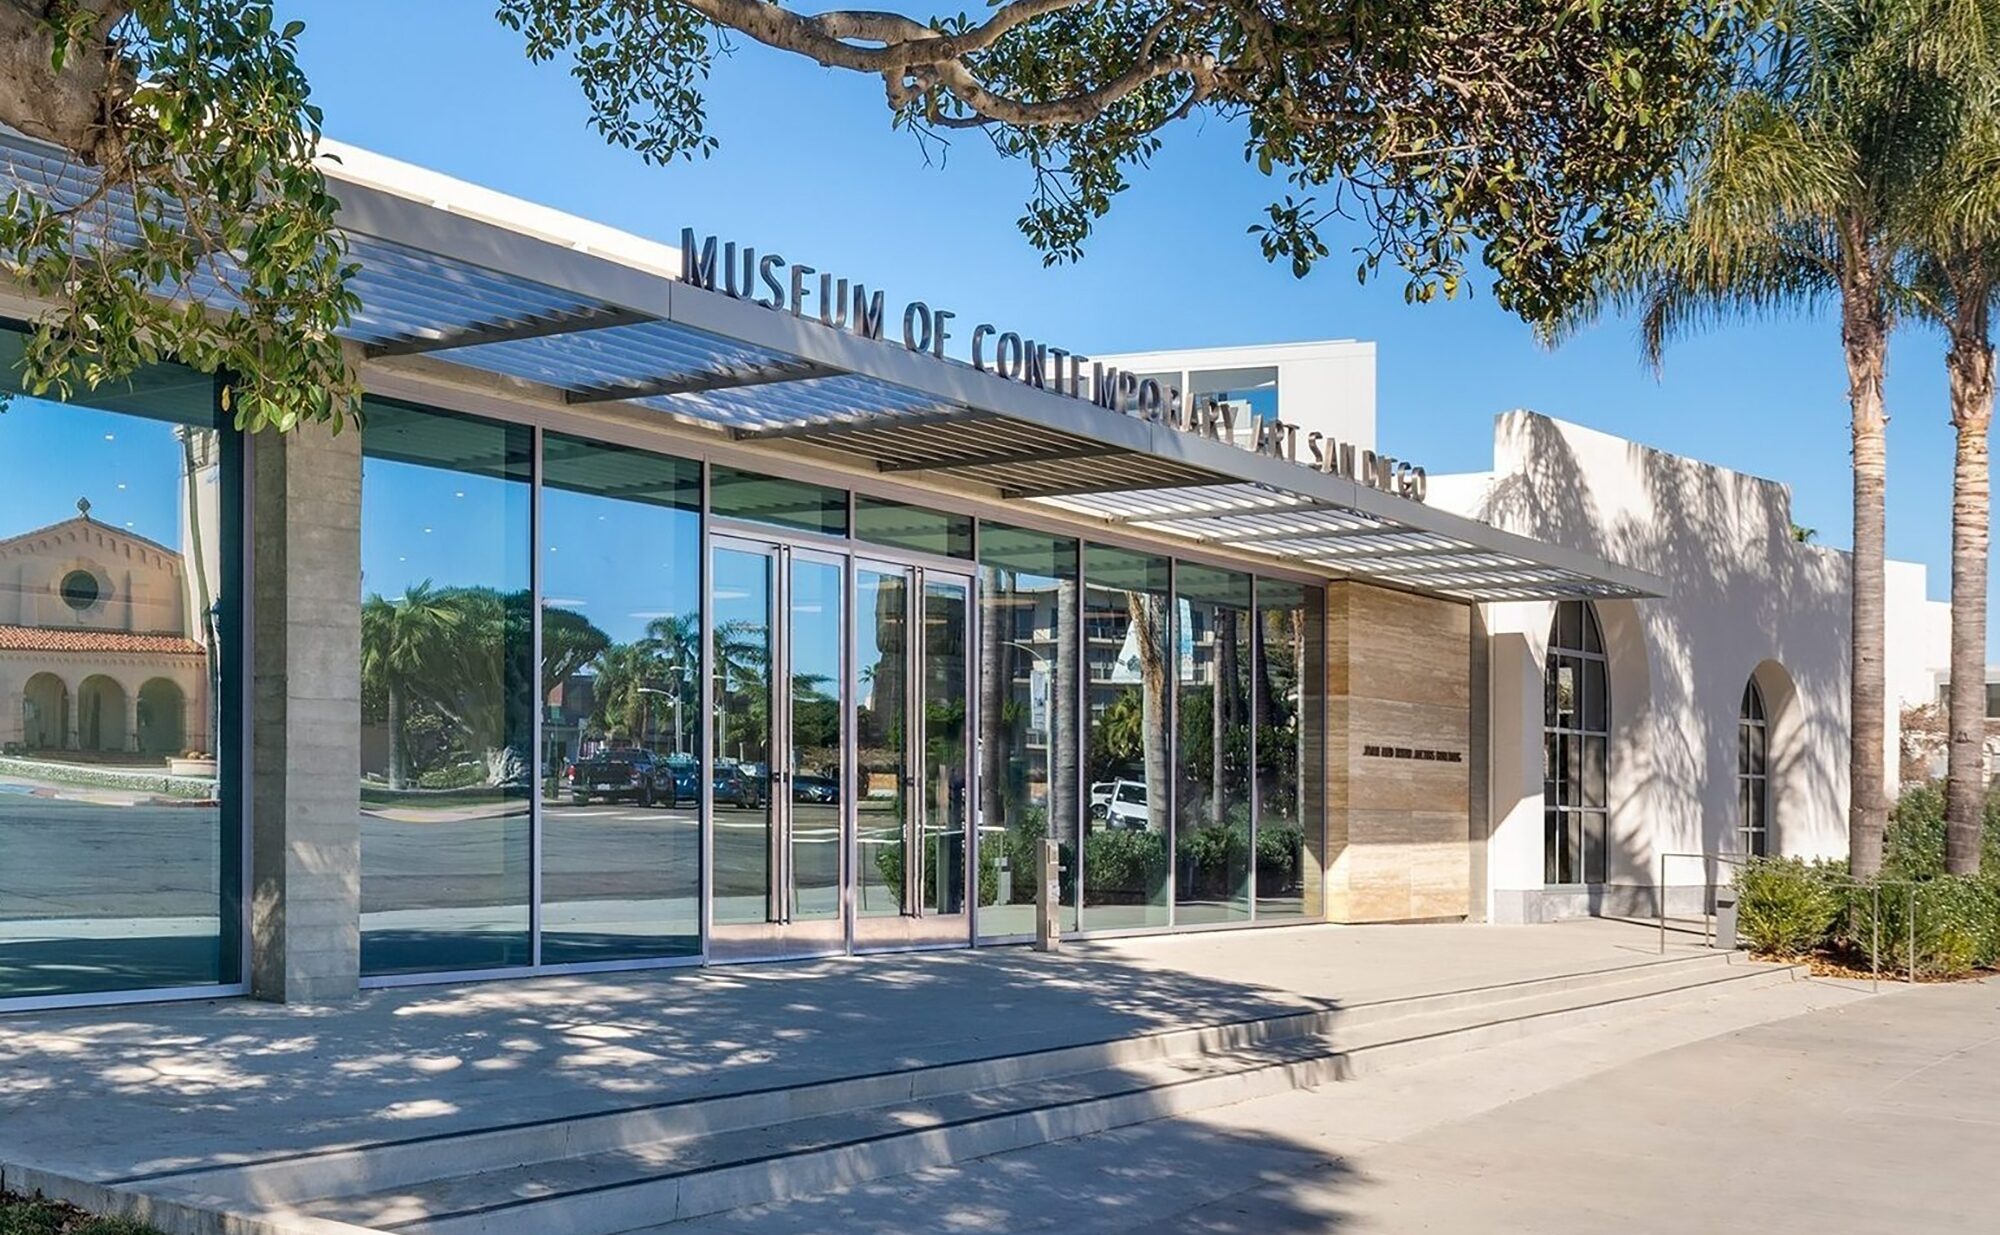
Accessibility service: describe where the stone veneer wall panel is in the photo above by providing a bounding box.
[1323,583,1473,923]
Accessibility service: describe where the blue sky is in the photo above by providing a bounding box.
[277,1,1983,646]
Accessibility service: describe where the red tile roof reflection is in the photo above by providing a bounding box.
[0,624,204,655]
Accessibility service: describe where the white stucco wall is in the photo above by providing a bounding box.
[1433,412,1856,921]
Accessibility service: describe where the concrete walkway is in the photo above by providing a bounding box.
[0,919,1704,1185]
[665,971,1987,1234]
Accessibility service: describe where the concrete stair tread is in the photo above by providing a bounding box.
[280,1037,1348,1231]
[198,956,1802,1235]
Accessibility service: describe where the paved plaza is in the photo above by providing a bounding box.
[3,917,1990,1233]
[671,976,1994,1234]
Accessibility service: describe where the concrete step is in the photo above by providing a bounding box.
[127,952,1804,1234]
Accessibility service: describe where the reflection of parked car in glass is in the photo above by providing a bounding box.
[662,755,699,805]
[568,748,672,806]
[1089,778,1149,829]
[713,761,767,809]
[792,773,839,804]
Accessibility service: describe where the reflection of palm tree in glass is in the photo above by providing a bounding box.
[361,581,465,790]
[713,618,771,762]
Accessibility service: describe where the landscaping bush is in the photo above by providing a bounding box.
[1175,822,1250,900]
[1884,782,2000,878]
[1084,827,1169,900]
[1736,857,1841,958]
[0,1192,161,1235]
[1845,874,2000,978]
[1255,824,1304,887]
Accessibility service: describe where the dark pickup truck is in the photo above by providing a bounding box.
[566,748,675,807]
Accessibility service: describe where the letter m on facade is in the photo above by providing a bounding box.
[681,229,719,291]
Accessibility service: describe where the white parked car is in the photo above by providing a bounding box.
[1089,778,1149,829]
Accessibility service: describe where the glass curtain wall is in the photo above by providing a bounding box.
[538,434,702,963]
[1083,545,1172,930]
[975,524,1080,937]
[1175,566,1253,924]
[1255,581,1320,918]
[359,402,534,976]
[0,335,241,1001]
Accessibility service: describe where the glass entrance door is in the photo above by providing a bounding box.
[852,562,972,950]
[708,537,847,959]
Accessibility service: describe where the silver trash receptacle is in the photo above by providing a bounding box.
[1713,891,1740,950]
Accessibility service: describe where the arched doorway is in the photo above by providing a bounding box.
[137,678,186,755]
[22,673,68,749]
[77,675,127,753]
[1545,601,1609,885]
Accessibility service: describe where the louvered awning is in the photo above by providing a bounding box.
[0,128,1661,602]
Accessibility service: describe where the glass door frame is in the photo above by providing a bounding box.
[704,532,850,961]
[850,556,976,953]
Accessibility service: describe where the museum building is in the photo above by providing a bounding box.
[0,131,1884,1011]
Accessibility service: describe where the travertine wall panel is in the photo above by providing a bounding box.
[1323,583,1473,922]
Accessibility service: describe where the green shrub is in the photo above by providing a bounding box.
[1884,782,2000,878]
[0,1197,67,1235]
[1256,824,1304,885]
[1175,822,1249,899]
[1736,857,1841,958]
[1084,827,1169,900]
[1846,874,2000,978]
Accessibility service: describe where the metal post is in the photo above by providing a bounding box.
[1871,884,1880,994]
[1908,884,1917,986]
[1034,837,1061,952]
[1658,852,1667,955]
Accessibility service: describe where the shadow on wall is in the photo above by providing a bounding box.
[1480,413,1849,904]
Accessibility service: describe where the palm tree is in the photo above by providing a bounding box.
[1553,2,1947,877]
[360,581,466,790]
[1905,21,2000,873]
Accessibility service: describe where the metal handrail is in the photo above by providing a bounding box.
[1657,850,1927,993]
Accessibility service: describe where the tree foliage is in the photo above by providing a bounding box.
[501,0,1767,323]
[0,1,1771,427]
[0,0,357,431]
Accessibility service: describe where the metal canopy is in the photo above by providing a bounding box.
[0,127,1663,603]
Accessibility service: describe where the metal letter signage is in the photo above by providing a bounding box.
[680,229,1427,502]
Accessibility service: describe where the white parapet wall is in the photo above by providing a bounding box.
[1433,411,1873,922]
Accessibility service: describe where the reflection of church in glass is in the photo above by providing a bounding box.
[0,431,220,759]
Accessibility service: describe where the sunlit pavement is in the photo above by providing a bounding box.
[666,976,1993,1235]
[0,918,1730,1186]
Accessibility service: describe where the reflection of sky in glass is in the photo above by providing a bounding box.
[0,398,183,546]
[360,457,529,601]
[541,486,699,646]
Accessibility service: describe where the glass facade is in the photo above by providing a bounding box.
[358,402,534,976]
[539,433,703,963]
[1255,581,1317,918]
[1175,566,1253,925]
[976,524,1081,938]
[1082,545,1173,931]
[1544,601,1609,885]
[343,405,1331,982]
[0,332,241,1001]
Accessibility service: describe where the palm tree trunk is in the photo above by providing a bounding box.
[978,584,1007,836]
[1945,292,1993,876]
[1844,277,1890,879]
[387,681,406,792]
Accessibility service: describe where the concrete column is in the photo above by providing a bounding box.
[250,421,363,1003]
[125,692,140,753]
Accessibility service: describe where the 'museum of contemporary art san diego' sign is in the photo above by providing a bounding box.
[681,230,1428,503]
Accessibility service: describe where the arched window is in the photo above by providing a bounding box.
[1739,680,1770,857]
[1544,602,1608,884]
